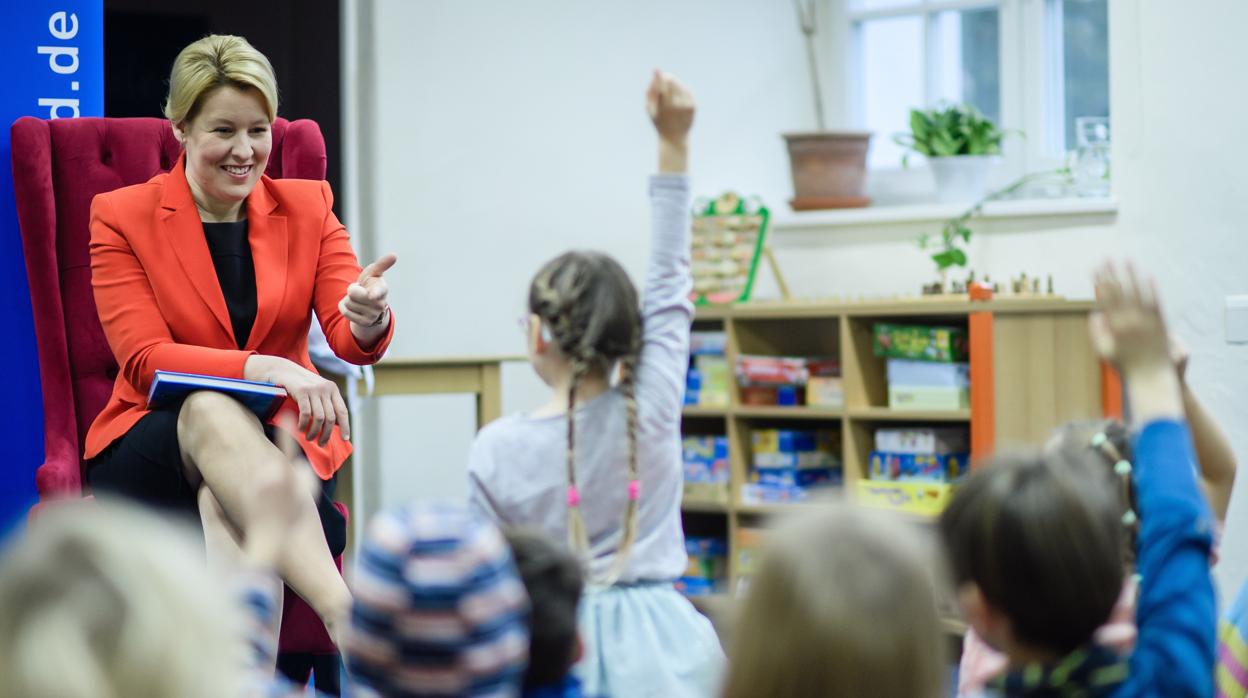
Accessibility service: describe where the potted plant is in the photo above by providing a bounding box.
[783,0,871,210]
[895,104,1005,203]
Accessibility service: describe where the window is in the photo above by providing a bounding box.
[845,0,1109,178]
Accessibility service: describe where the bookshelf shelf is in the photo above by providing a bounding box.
[678,298,1113,633]
[847,407,972,422]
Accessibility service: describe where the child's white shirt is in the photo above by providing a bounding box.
[467,174,692,583]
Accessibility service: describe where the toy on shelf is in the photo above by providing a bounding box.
[856,480,959,517]
[735,355,842,407]
[677,536,728,597]
[887,359,969,410]
[875,426,968,455]
[691,192,788,304]
[858,426,970,516]
[742,428,842,504]
[685,331,730,407]
[874,322,969,410]
[919,270,1060,300]
[733,526,766,595]
[682,435,730,504]
[873,323,968,363]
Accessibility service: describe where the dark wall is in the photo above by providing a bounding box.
[103,0,343,216]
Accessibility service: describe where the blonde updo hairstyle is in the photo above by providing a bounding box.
[0,503,248,698]
[164,34,278,127]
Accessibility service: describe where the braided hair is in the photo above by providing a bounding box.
[529,251,643,585]
[1048,419,1138,565]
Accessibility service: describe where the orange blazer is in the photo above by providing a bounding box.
[85,155,394,479]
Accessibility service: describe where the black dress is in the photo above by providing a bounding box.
[86,220,346,557]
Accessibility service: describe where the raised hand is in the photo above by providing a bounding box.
[1090,261,1170,374]
[340,253,397,330]
[1090,260,1182,423]
[646,69,695,152]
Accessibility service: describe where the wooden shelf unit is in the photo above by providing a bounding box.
[680,298,1115,616]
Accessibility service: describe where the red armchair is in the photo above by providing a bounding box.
[10,116,342,666]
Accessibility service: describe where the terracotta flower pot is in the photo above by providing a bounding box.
[783,131,872,210]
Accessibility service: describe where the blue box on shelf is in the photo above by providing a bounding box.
[869,451,969,483]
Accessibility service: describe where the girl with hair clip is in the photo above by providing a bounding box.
[944,261,1218,698]
[467,70,724,698]
[956,341,1237,695]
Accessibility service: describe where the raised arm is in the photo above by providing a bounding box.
[1090,261,1215,698]
[1171,340,1238,520]
[310,181,396,362]
[635,70,696,424]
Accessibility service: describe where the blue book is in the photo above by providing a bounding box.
[147,370,288,421]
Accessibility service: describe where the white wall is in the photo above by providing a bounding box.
[351,0,1248,595]
[350,0,821,521]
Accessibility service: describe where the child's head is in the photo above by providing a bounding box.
[0,502,246,698]
[526,251,644,580]
[940,444,1126,661]
[724,505,947,698]
[503,529,585,690]
[526,250,641,385]
[348,503,530,698]
[1047,419,1137,562]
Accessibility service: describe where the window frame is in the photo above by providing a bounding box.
[839,0,1100,199]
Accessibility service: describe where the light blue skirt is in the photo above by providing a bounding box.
[574,582,725,698]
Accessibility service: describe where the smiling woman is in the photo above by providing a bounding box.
[82,34,397,655]
[175,86,273,222]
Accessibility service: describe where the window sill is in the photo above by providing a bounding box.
[770,197,1118,233]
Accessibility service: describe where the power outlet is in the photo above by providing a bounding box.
[1227,295,1248,344]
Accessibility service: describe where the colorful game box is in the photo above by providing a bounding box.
[874,427,969,455]
[868,451,969,483]
[855,480,958,517]
[682,435,730,503]
[872,323,968,363]
[677,536,728,596]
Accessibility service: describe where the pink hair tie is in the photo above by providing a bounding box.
[627,479,641,502]
[566,486,581,508]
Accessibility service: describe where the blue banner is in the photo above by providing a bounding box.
[0,3,103,537]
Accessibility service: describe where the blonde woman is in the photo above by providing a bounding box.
[724,505,948,698]
[83,34,396,646]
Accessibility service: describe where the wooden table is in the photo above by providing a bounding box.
[366,354,524,427]
[341,354,524,549]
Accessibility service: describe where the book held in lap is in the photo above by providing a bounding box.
[147,370,288,421]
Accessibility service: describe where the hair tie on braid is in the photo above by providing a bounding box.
[566,486,582,508]
[627,480,641,502]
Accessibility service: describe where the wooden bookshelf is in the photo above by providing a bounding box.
[680,297,1116,633]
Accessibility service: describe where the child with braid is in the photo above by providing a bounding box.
[467,70,724,698]
[943,261,1218,698]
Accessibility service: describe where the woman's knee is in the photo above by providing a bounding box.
[176,391,260,447]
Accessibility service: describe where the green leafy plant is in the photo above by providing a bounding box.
[920,169,1073,274]
[894,104,1005,166]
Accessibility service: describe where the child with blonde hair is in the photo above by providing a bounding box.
[467,70,723,697]
[0,438,319,698]
[723,505,948,698]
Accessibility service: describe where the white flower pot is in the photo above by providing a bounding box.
[929,155,996,204]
